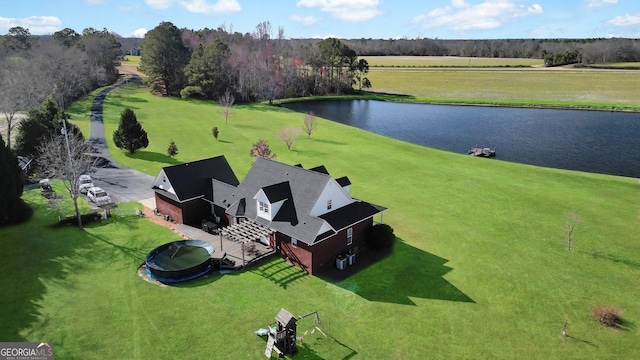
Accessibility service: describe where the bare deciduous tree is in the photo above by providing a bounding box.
[565,212,580,250]
[0,59,39,149]
[33,42,92,108]
[302,112,317,139]
[219,90,235,124]
[37,129,96,229]
[276,127,301,150]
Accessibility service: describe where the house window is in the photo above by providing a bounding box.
[291,238,298,247]
[347,227,353,245]
[327,199,332,210]
[259,201,269,213]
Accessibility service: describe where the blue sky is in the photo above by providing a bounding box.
[1,0,639,39]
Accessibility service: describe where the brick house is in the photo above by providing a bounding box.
[152,156,386,274]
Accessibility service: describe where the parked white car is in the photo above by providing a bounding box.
[78,174,94,194]
[87,186,112,205]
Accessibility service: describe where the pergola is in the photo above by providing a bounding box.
[219,220,275,244]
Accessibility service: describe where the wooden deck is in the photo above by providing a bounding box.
[173,224,275,269]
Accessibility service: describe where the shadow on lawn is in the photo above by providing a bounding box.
[0,201,98,342]
[250,258,310,289]
[564,335,599,348]
[578,250,640,269]
[318,238,474,305]
[126,150,181,165]
[255,323,356,360]
[84,230,149,268]
[299,332,358,360]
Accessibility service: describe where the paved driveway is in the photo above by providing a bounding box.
[88,74,155,204]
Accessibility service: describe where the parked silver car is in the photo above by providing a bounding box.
[87,186,112,205]
[78,174,94,194]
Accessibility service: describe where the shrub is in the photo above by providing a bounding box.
[167,140,178,157]
[212,126,219,140]
[367,223,395,250]
[593,306,624,329]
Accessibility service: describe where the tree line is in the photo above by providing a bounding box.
[0,26,121,149]
[139,21,372,102]
[333,37,640,65]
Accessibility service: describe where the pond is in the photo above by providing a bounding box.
[282,100,640,178]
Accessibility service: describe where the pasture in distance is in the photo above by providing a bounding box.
[364,56,640,110]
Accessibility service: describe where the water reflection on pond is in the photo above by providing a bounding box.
[282,100,640,178]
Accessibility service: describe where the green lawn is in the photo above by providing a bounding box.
[122,55,141,65]
[2,79,639,359]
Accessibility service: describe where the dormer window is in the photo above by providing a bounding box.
[259,201,269,213]
[327,199,332,210]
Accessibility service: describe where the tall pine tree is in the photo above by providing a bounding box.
[113,108,149,154]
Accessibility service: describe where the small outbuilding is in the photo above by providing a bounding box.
[265,308,298,357]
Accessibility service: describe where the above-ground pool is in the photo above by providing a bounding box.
[145,240,214,283]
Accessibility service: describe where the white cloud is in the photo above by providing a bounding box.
[179,0,241,14]
[586,0,618,9]
[290,15,319,26]
[528,4,543,14]
[413,0,543,32]
[83,0,106,5]
[296,0,383,22]
[144,0,240,13]
[311,34,343,39]
[0,16,63,34]
[607,13,640,26]
[144,0,174,10]
[125,28,148,38]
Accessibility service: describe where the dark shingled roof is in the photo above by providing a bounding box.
[319,202,386,235]
[219,158,384,246]
[263,182,298,225]
[335,176,351,187]
[308,165,329,175]
[154,156,239,202]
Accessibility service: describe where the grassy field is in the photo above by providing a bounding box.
[366,67,640,109]
[2,77,639,359]
[121,55,141,65]
[363,55,543,67]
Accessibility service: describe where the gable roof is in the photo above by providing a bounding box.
[262,181,298,225]
[152,156,239,202]
[222,157,384,246]
[276,308,297,327]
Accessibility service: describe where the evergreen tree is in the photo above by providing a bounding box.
[0,134,32,227]
[183,39,232,99]
[15,98,81,158]
[113,108,149,154]
[139,22,190,96]
[167,140,178,157]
